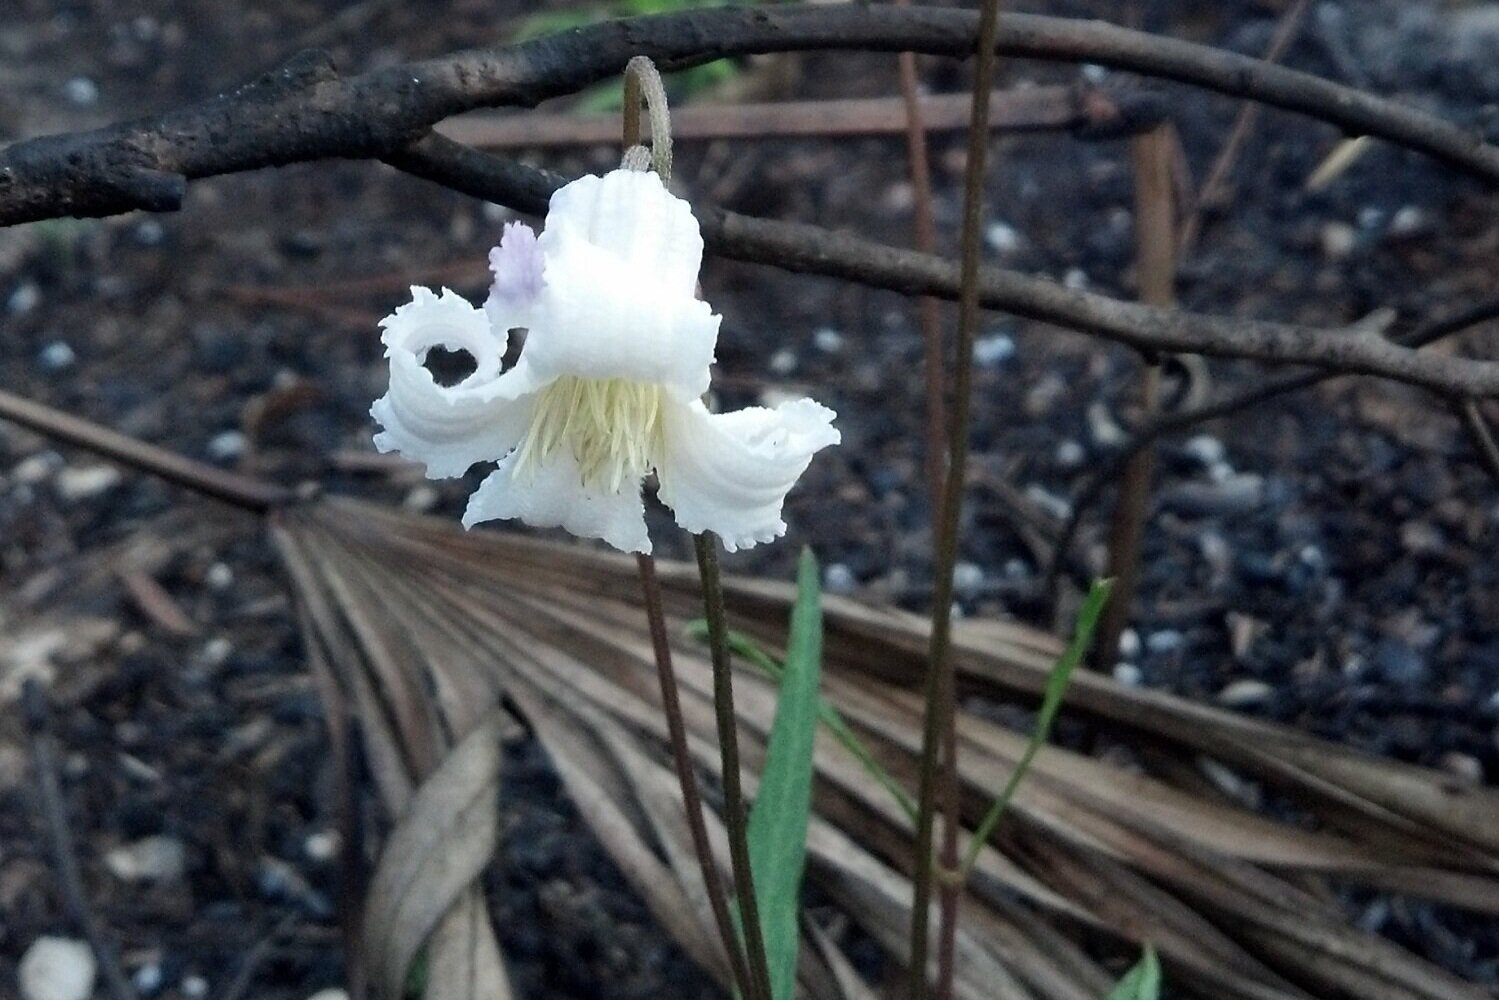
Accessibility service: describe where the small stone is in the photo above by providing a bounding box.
[768,348,798,375]
[132,962,164,995]
[402,485,439,512]
[1439,752,1483,784]
[1081,63,1108,83]
[1112,662,1143,686]
[62,76,99,106]
[14,452,62,485]
[1225,612,1265,659]
[823,563,857,595]
[1206,460,1237,483]
[1182,434,1225,467]
[19,937,96,1000]
[1198,532,1232,578]
[1388,205,1426,237]
[952,562,985,597]
[1159,474,1265,516]
[984,221,1021,254]
[1001,558,1030,580]
[1055,440,1085,468]
[812,327,843,353]
[55,465,123,502]
[1086,402,1125,448]
[1370,639,1426,686]
[105,835,187,883]
[306,991,351,1000]
[1024,484,1071,520]
[205,563,234,590]
[207,431,246,462]
[181,974,209,999]
[37,342,76,373]
[1145,629,1184,655]
[1117,628,1141,660]
[1217,679,1273,707]
[1399,520,1443,554]
[1320,222,1357,259]
[199,637,233,669]
[8,282,41,315]
[304,830,341,863]
[1063,267,1089,290]
[972,331,1015,367]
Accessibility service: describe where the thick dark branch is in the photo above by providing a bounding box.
[390,136,1499,398]
[4,5,1498,226]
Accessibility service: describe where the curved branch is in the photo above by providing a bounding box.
[390,135,1499,398]
[3,5,1498,226]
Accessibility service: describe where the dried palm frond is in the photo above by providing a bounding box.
[270,496,1499,1000]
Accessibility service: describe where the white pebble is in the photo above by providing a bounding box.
[105,835,187,883]
[1146,629,1185,654]
[984,221,1021,254]
[306,990,351,1000]
[8,282,41,315]
[768,348,798,375]
[37,342,76,372]
[181,974,209,999]
[62,77,99,106]
[199,637,233,669]
[823,563,857,595]
[55,465,122,502]
[1081,64,1108,83]
[1217,679,1273,707]
[205,562,234,590]
[132,962,164,994]
[1055,440,1085,468]
[14,452,62,485]
[812,327,843,353]
[1063,267,1089,290]
[1024,484,1072,520]
[1001,558,1030,580]
[304,829,341,863]
[402,485,439,512]
[1086,402,1125,448]
[1182,434,1225,467]
[952,561,985,596]
[1321,222,1357,259]
[19,937,96,1000]
[1112,662,1143,686]
[207,430,246,461]
[972,332,1015,367]
[1117,628,1141,660]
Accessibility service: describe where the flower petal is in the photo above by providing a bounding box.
[484,221,544,332]
[523,170,719,399]
[371,286,540,479]
[463,450,651,554]
[656,397,839,552]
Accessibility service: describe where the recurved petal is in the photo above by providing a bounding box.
[463,450,652,554]
[484,221,544,332]
[656,397,839,552]
[372,286,540,479]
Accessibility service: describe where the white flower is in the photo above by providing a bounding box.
[371,169,839,554]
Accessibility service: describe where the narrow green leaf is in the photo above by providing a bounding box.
[960,578,1113,875]
[746,548,823,1000]
[1104,945,1161,1000]
[682,623,916,822]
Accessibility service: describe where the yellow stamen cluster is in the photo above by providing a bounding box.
[512,376,665,493]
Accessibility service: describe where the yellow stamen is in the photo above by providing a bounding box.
[513,376,665,493]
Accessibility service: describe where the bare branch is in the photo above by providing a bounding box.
[388,137,1499,399]
[3,5,1498,227]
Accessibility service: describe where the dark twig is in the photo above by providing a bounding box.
[636,554,753,997]
[388,140,1499,402]
[22,681,139,1000]
[0,389,293,512]
[6,5,1499,227]
[1044,293,1499,605]
[217,913,300,1000]
[1459,400,1499,484]
[1178,0,1313,253]
[692,533,774,1000]
[1094,124,1176,669]
[910,0,1006,994]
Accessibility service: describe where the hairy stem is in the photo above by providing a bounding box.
[693,532,774,1000]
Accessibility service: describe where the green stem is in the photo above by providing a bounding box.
[693,532,775,1000]
[908,0,1007,994]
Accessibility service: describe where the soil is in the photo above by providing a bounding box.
[1,0,1497,997]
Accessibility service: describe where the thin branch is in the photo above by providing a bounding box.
[439,84,1134,148]
[692,533,774,1000]
[23,681,139,1000]
[5,5,1499,227]
[387,139,1499,399]
[0,389,293,512]
[1043,293,1499,604]
[1178,0,1313,253]
[911,0,1007,992]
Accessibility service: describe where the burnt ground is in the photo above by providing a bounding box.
[1,0,1498,997]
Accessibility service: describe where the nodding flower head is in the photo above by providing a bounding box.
[371,169,838,554]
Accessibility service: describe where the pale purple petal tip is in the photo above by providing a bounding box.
[488,221,544,309]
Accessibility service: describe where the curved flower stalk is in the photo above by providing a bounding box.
[372,168,839,553]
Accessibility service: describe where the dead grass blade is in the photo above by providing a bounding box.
[272,499,1499,1000]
